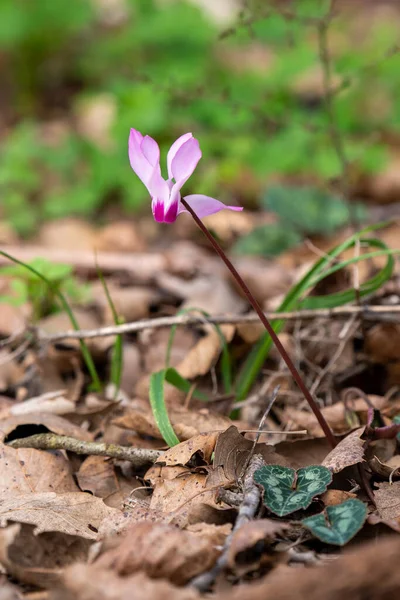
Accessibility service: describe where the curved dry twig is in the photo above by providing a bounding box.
[8,433,162,468]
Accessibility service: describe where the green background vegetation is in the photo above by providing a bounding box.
[0,0,399,237]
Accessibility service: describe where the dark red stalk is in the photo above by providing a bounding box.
[181,199,336,448]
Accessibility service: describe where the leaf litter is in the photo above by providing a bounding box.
[1,222,400,597]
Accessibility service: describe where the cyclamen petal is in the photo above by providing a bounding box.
[167,132,193,179]
[170,137,201,187]
[128,129,153,188]
[128,128,242,223]
[152,198,179,223]
[141,135,160,167]
[180,194,243,219]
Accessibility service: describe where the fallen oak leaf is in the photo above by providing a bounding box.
[57,564,199,600]
[374,481,400,521]
[146,465,235,527]
[282,395,387,438]
[0,492,117,539]
[226,519,290,569]
[95,521,222,585]
[207,426,289,487]
[321,489,357,506]
[0,412,93,443]
[0,443,79,495]
[0,523,90,588]
[321,428,365,473]
[156,432,219,467]
[114,403,231,442]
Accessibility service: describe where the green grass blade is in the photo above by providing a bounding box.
[149,369,180,447]
[95,262,123,398]
[148,307,232,445]
[0,250,102,392]
[235,231,396,401]
[165,367,209,400]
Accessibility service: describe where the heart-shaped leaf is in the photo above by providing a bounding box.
[302,499,367,546]
[254,465,332,517]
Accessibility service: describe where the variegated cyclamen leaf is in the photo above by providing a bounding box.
[302,499,367,546]
[254,465,332,517]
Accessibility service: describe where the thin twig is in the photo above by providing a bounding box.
[191,454,265,592]
[8,433,162,468]
[309,316,358,396]
[241,385,280,477]
[36,305,400,342]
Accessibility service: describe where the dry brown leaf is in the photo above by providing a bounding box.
[367,438,398,478]
[177,325,235,380]
[322,428,365,473]
[139,327,196,377]
[0,303,30,339]
[158,432,219,466]
[226,519,290,568]
[365,323,400,363]
[0,351,25,393]
[98,496,187,539]
[9,393,76,417]
[365,151,400,203]
[38,219,97,251]
[155,273,246,315]
[232,256,293,307]
[207,426,289,486]
[97,221,146,253]
[114,403,231,442]
[56,565,199,600]
[202,210,254,242]
[93,283,159,324]
[95,521,221,584]
[0,523,90,588]
[186,521,231,545]
[75,94,115,149]
[321,489,357,506]
[40,309,112,356]
[275,437,331,468]
[216,42,275,75]
[374,482,400,521]
[0,492,116,539]
[284,395,386,437]
[119,343,142,394]
[76,456,120,500]
[0,578,21,600]
[0,443,78,496]
[0,413,93,442]
[220,535,400,600]
[145,464,232,527]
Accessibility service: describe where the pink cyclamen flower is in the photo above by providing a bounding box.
[129,128,243,223]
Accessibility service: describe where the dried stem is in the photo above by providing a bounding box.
[34,305,400,343]
[191,454,265,592]
[181,199,336,448]
[8,433,162,468]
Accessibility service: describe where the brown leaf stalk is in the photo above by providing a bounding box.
[181,198,336,448]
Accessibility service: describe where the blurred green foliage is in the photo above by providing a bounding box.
[234,184,367,256]
[0,258,90,320]
[0,0,399,235]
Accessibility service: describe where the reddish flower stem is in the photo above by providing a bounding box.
[181,199,336,449]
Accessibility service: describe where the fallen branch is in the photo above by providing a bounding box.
[8,433,162,468]
[37,304,400,342]
[190,454,264,592]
